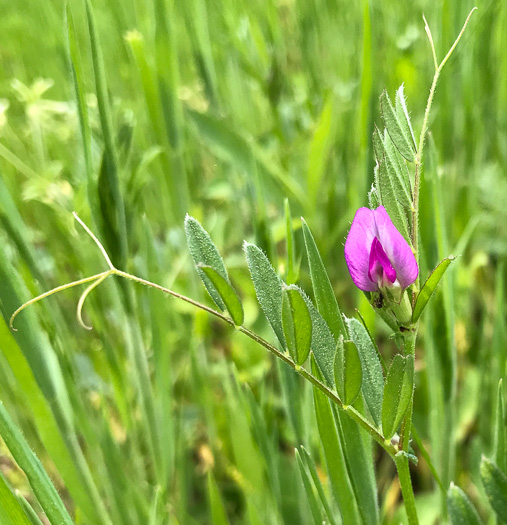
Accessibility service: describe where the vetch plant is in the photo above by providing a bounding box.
[7,7,506,525]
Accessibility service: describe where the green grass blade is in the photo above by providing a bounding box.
[284,199,296,284]
[299,447,338,525]
[85,0,128,269]
[492,265,506,412]
[65,3,97,217]
[295,449,324,524]
[276,359,307,446]
[207,471,230,525]
[153,1,186,148]
[0,247,70,415]
[0,470,32,525]
[427,134,457,401]
[307,94,337,206]
[186,109,306,205]
[148,487,162,525]
[186,108,252,173]
[125,32,166,144]
[199,265,244,326]
[412,256,456,323]
[333,401,379,524]
[122,316,166,490]
[410,424,445,494]
[0,318,110,525]
[447,483,482,525]
[480,456,507,519]
[0,402,74,525]
[16,494,44,525]
[183,0,218,104]
[426,134,457,499]
[311,356,362,523]
[222,368,268,521]
[124,31,178,224]
[494,379,506,473]
[0,177,44,284]
[354,0,373,208]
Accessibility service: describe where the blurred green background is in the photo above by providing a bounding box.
[0,0,505,523]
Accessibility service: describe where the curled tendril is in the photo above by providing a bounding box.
[9,271,111,331]
[10,212,117,331]
[76,272,112,330]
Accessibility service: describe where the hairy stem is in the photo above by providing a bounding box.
[403,10,476,519]
[411,7,477,291]
[400,329,417,452]
[115,269,396,455]
[395,452,419,525]
[411,68,439,286]
[10,249,397,456]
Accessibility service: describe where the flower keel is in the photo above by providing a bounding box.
[345,206,418,295]
[368,237,397,288]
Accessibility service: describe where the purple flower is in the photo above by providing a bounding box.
[344,206,418,293]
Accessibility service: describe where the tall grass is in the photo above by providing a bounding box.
[0,0,505,523]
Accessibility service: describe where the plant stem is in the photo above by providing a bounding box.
[401,10,477,519]
[411,7,477,293]
[16,214,394,455]
[403,11,476,514]
[114,269,397,456]
[397,329,418,524]
[400,329,417,452]
[10,256,399,456]
[411,70,439,282]
[395,452,419,525]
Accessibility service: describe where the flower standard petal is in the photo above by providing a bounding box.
[344,208,378,291]
[373,206,418,289]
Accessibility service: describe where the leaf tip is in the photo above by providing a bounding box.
[184,213,196,229]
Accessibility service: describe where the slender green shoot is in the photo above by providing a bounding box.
[10,213,398,457]
[411,7,477,285]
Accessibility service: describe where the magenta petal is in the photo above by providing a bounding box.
[345,205,418,292]
[373,206,418,289]
[368,237,397,285]
[344,208,378,292]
